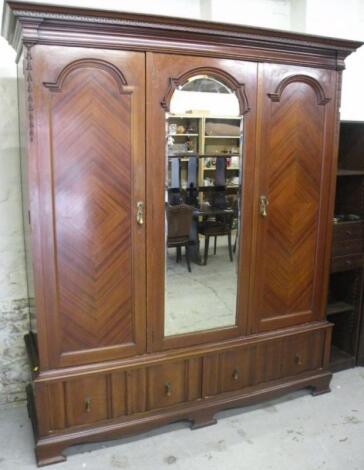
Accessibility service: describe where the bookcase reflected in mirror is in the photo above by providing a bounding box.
[164,75,243,336]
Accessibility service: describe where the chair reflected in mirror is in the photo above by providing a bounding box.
[198,188,234,265]
[168,188,183,206]
[167,203,194,272]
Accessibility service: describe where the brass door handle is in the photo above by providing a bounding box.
[84,397,92,413]
[164,382,172,397]
[136,201,144,225]
[232,368,239,381]
[259,195,269,217]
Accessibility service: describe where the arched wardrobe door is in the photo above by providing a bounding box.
[31,47,146,368]
[250,64,339,333]
[146,52,258,352]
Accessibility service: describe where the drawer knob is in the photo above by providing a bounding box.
[294,354,303,366]
[164,382,172,397]
[84,397,91,413]
[232,368,239,381]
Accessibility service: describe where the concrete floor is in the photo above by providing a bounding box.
[165,235,238,336]
[0,368,363,470]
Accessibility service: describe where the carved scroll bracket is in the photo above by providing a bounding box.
[268,74,331,105]
[43,58,131,95]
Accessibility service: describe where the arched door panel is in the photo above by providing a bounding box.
[31,47,146,368]
[249,63,338,333]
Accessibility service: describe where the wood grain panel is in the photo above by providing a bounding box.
[34,382,52,436]
[202,354,220,397]
[47,382,66,431]
[50,65,134,353]
[187,358,202,401]
[126,369,147,415]
[255,339,286,383]
[111,372,127,418]
[31,47,146,368]
[251,64,336,332]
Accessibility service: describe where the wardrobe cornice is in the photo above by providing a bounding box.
[2,1,362,69]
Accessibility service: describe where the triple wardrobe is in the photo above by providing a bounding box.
[2,1,362,465]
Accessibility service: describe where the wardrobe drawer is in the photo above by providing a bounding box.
[333,222,364,242]
[281,331,324,377]
[64,376,108,427]
[332,239,363,257]
[331,254,364,272]
[147,361,186,410]
[219,331,325,394]
[257,331,325,382]
[220,348,255,393]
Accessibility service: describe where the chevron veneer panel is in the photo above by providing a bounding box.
[253,70,331,332]
[50,65,133,354]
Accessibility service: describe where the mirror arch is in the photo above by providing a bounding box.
[161,66,250,115]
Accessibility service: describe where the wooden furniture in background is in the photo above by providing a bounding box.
[167,204,194,272]
[2,1,361,466]
[327,121,364,371]
[198,210,234,264]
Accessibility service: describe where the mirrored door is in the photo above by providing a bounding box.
[146,53,257,351]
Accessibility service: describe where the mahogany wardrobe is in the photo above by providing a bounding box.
[2,1,362,466]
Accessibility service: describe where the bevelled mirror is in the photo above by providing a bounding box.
[164,74,243,336]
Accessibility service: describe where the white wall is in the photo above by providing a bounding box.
[13,0,203,17]
[0,9,26,308]
[0,0,30,405]
[208,0,291,29]
[303,0,364,120]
